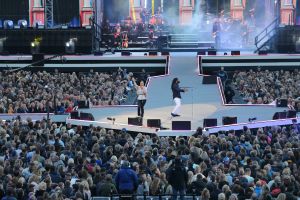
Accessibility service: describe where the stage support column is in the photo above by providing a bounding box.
[129,0,143,23]
[80,0,93,26]
[30,0,45,27]
[230,0,245,21]
[280,0,296,25]
[179,0,194,25]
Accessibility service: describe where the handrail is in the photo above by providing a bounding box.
[254,17,279,52]
[90,17,102,52]
[255,18,279,48]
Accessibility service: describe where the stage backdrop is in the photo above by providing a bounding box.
[53,0,80,27]
[104,0,129,23]
[0,0,29,23]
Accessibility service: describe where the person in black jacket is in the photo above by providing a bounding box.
[167,157,188,200]
[171,78,187,117]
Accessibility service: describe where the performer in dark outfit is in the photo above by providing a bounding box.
[171,78,187,117]
[212,18,222,48]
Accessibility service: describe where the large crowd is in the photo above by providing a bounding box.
[232,69,300,107]
[0,68,147,114]
[0,116,299,200]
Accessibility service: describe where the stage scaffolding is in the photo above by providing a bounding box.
[45,0,54,28]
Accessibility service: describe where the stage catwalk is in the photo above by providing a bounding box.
[78,52,285,130]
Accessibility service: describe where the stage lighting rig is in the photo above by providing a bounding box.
[18,20,28,28]
[31,37,42,54]
[65,38,78,54]
[4,20,13,29]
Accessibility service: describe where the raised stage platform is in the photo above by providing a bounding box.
[0,52,296,137]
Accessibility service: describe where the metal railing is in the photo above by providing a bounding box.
[92,194,201,200]
[90,17,102,53]
[254,17,279,53]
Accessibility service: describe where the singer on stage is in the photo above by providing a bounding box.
[171,78,187,117]
[133,78,147,118]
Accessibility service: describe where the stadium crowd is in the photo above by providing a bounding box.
[232,69,300,107]
[0,68,146,114]
[0,117,299,200]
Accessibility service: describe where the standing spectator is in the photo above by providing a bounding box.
[167,157,188,200]
[217,67,228,87]
[115,161,138,198]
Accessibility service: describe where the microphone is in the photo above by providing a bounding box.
[107,117,115,121]
[181,86,193,88]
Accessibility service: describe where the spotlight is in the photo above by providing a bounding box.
[31,37,42,54]
[65,38,77,54]
[18,20,28,28]
[4,20,13,29]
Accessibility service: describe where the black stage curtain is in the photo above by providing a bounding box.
[0,0,29,23]
[53,0,80,26]
[296,0,300,25]
[104,0,129,23]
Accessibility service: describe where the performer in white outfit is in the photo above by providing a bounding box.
[133,78,147,117]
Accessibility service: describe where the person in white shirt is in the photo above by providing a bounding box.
[133,78,147,117]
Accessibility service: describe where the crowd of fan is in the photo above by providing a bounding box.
[0,68,143,114]
[0,116,299,200]
[232,69,300,107]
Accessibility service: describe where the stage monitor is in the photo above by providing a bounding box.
[70,111,79,119]
[208,50,217,55]
[128,117,143,126]
[203,118,217,127]
[222,116,237,125]
[121,51,131,56]
[197,51,206,55]
[149,51,158,56]
[287,110,296,118]
[273,112,287,120]
[147,119,161,128]
[172,121,191,130]
[161,51,170,56]
[258,50,268,55]
[80,112,95,121]
[231,51,240,56]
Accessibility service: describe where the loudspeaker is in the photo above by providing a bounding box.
[128,117,143,126]
[203,118,217,127]
[121,51,131,56]
[208,50,217,55]
[77,100,89,108]
[70,111,79,119]
[231,50,240,55]
[172,121,191,130]
[287,110,297,118]
[222,116,237,125]
[161,51,170,56]
[94,51,104,56]
[202,75,217,84]
[197,51,206,55]
[32,53,45,66]
[147,119,161,128]
[276,99,288,107]
[80,112,95,121]
[258,50,268,55]
[273,112,287,120]
[149,51,158,56]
